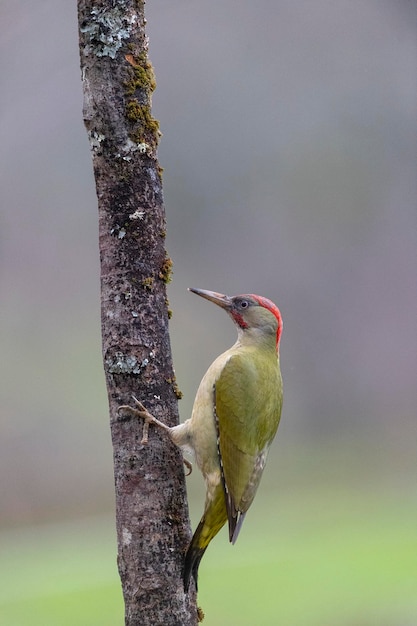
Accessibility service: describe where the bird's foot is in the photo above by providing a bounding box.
[117,395,170,444]
[183,457,193,476]
[117,397,193,475]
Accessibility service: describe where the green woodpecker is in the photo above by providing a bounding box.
[119,288,283,591]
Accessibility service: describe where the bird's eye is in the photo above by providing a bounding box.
[239,300,249,309]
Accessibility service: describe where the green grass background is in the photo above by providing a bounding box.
[1,442,415,626]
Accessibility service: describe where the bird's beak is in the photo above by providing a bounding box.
[188,288,232,310]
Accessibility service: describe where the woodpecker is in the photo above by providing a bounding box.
[119,288,283,592]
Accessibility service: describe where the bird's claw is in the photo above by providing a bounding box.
[183,458,193,476]
[117,395,161,444]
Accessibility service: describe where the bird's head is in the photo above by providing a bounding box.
[189,288,283,350]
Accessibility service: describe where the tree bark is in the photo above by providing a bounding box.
[77,2,197,624]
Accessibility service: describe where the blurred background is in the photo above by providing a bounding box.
[1,1,416,624]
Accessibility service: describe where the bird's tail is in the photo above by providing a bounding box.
[183,521,207,592]
[183,487,228,592]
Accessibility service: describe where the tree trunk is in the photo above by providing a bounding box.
[77,2,197,624]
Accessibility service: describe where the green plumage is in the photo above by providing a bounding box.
[215,347,282,542]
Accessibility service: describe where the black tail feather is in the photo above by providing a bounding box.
[183,517,208,593]
[183,528,207,592]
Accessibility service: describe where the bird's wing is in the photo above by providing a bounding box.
[213,352,282,542]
